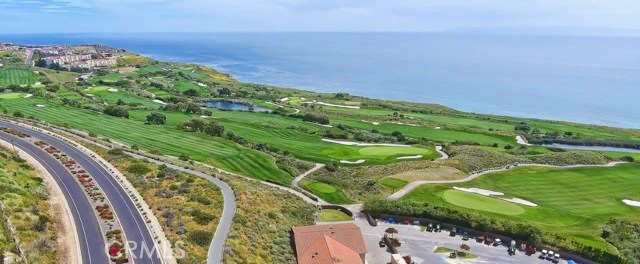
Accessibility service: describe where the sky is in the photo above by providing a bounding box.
[0,0,639,33]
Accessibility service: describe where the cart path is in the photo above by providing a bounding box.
[435,146,448,160]
[388,161,626,200]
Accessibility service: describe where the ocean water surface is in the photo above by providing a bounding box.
[2,33,638,128]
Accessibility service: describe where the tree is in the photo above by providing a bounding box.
[385,227,398,239]
[146,112,166,125]
[12,111,24,118]
[183,88,200,97]
[184,103,201,114]
[103,105,129,118]
[460,244,470,252]
[514,122,531,134]
[116,99,126,105]
[203,120,224,137]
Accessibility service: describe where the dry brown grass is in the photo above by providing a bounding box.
[390,166,466,182]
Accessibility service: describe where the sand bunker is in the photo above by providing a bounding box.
[36,104,45,108]
[435,127,441,129]
[622,199,640,207]
[152,99,167,105]
[107,88,119,92]
[454,187,538,207]
[454,187,504,196]
[516,135,532,146]
[303,101,360,109]
[340,159,366,164]
[24,93,33,98]
[86,94,95,97]
[501,198,538,207]
[361,120,380,125]
[279,97,289,102]
[396,155,423,160]
[322,139,410,147]
[194,82,207,87]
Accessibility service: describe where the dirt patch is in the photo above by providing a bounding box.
[391,166,465,182]
[116,67,137,73]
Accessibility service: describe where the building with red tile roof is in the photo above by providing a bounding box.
[292,223,367,264]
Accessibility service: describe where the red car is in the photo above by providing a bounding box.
[402,220,410,225]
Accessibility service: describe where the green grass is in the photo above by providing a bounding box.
[402,163,640,252]
[82,87,159,108]
[319,209,352,221]
[379,177,408,189]
[93,73,123,83]
[0,92,25,99]
[442,190,525,215]
[303,180,352,204]
[128,109,439,165]
[0,69,37,85]
[334,118,515,146]
[0,97,292,184]
[434,247,478,259]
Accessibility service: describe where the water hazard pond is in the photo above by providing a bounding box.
[205,101,272,112]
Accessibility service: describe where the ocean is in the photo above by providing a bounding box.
[2,32,638,128]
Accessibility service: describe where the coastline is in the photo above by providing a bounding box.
[2,33,638,129]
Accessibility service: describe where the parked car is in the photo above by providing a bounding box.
[378,240,386,248]
[449,226,457,236]
[449,252,457,259]
[412,220,420,225]
[493,238,502,246]
[402,220,410,225]
[462,232,470,241]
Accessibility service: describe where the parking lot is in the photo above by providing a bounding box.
[352,217,575,264]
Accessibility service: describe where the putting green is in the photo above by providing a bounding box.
[358,146,427,157]
[442,190,525,216]
[309,182,337,194]
[0,93,24,99]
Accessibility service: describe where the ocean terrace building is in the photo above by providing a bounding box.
[292,223,368,264]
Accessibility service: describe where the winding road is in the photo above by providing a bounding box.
[0,121,163,264]
[0,132,105,264]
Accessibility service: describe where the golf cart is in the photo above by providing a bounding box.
[547,251,555,260]
[508,240,516,256]
[553,253,560,263]
[449,227,457,236]
[449,252,457,259]
[540,249,548,259]
[379,240,386,248]
[493,238,502,246]
[426,223,434,232]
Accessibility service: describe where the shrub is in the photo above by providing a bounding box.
[188,230,213,247]
[126,163,151,176]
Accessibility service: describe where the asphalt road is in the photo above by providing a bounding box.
[0,121,163,264]
[0,132,107,264]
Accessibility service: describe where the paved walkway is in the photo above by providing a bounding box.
[435,146,448,160]
[388,161,626,200]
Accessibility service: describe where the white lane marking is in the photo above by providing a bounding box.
[10,139,94,264]
[56,137,162,264]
